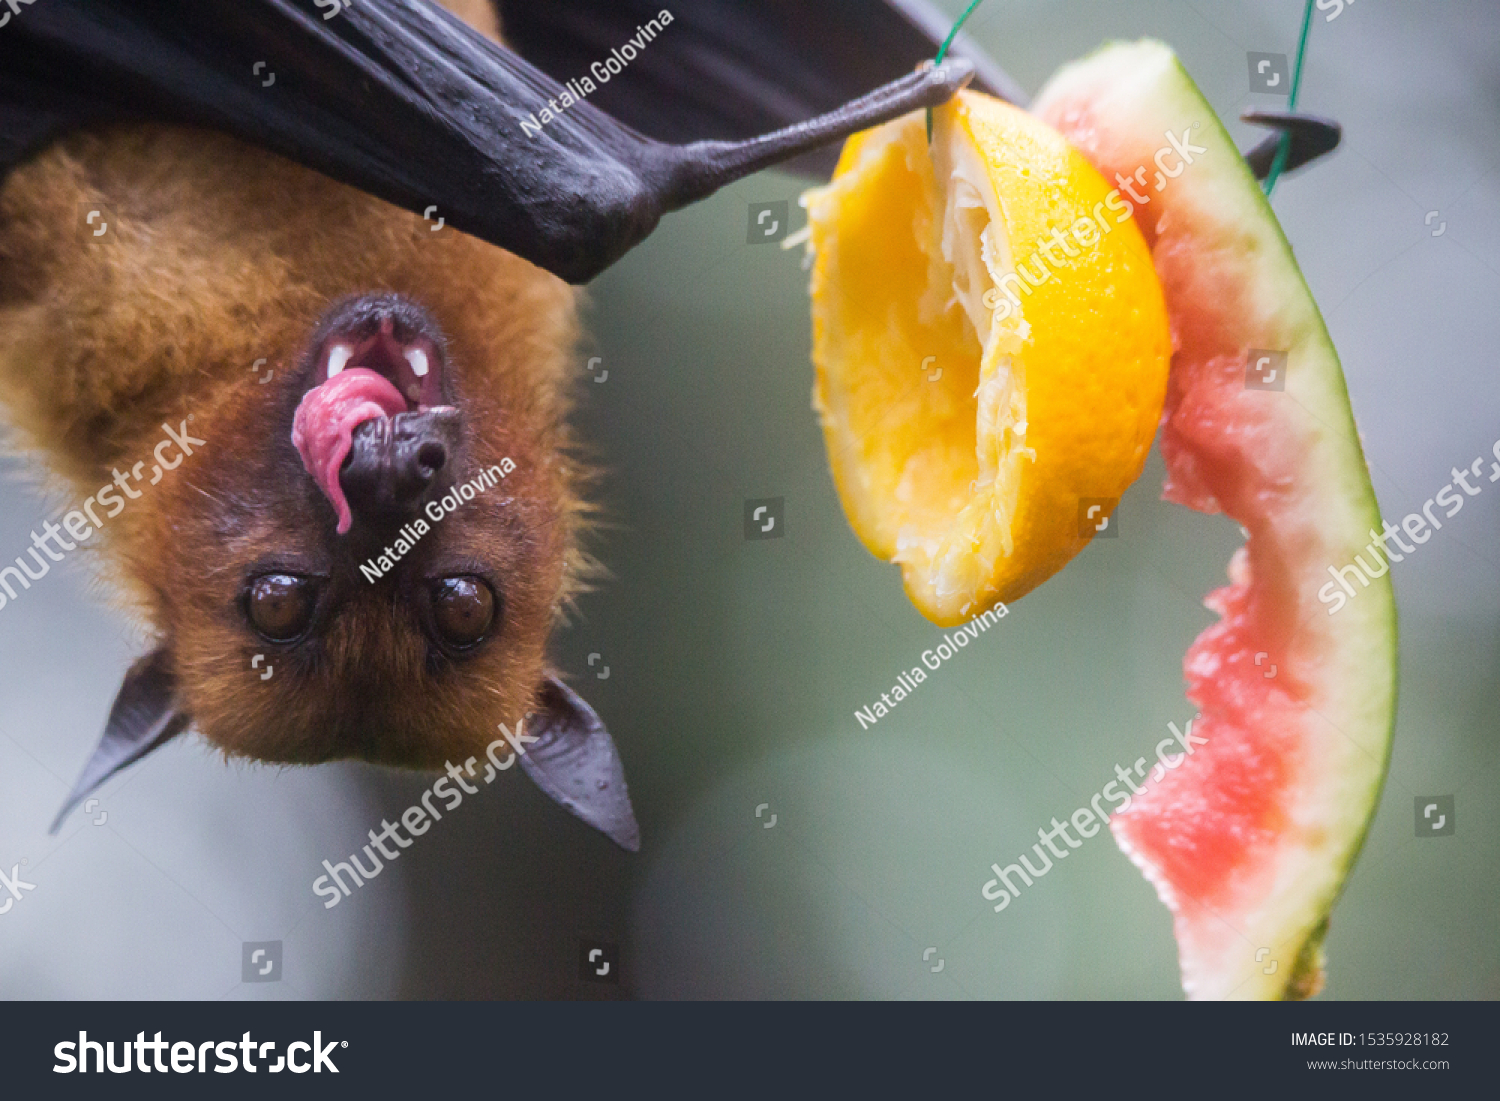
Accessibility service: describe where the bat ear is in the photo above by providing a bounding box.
[517,674,640,852]
[49,648,190,834]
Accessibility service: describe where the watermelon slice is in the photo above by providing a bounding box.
[1033,42,1396,1000]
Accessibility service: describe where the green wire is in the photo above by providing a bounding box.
[1263,0,1317,197]
[925,0,1315,191]
[926,0,988,143]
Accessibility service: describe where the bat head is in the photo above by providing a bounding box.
[44,266,639,836]
[150,279,592,771]
[0,118,601,784]
[98,202,638,846]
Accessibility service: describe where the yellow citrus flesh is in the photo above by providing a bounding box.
[806,92,1171,625]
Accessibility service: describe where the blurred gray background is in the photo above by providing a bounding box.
[2,0,1496,999]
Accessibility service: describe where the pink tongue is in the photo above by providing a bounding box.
[292,368,408,534]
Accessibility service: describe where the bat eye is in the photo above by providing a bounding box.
[430,576,496,649]
[246,574,318,642]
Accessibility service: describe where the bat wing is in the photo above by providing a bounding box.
[519,676,640,852]
[0,0,973,283]
[492,0,1026,176]
[50,648,189,834]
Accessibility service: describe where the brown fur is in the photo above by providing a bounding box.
[0,4,598,769]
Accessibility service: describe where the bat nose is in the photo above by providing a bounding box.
[340,407,461,527]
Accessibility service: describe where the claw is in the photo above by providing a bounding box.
[1241,109,1342,180]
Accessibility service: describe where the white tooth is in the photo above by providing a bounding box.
[405,348,429,378]
[326,344,353,379]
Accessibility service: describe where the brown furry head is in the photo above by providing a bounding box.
[0,118,595,771]
[163,286,584,769]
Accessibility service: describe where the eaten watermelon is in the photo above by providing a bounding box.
[1033,41,1397,999]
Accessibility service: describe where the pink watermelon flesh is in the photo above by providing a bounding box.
[1035,42,1396,1000]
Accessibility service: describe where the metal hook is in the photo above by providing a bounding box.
[1241,109,1342,181]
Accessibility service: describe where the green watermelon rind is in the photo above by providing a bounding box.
[1034,41,1397,1000]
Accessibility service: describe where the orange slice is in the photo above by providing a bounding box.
[805,91,1172,624]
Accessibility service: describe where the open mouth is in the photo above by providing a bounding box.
[292,299,456,534]
[312,315,445,412]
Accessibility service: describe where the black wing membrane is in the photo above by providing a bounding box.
[0,0,975,282]
[50,648,190,834]
[520,676,641,852]
[492,0,1026,175]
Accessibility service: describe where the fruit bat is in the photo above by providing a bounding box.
[0,0,995,847]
